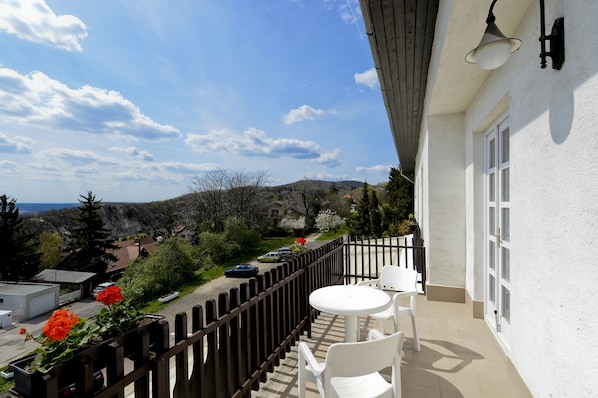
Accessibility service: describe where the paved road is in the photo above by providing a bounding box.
[0,235,326,369]
[154,258,285,330]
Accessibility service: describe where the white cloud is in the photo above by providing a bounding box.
[73,166,101,175]
[313,148,341,168]
[0,133,33,153]
[185,128,321,159]
[0,67,181,141]
[0,0,88,51]
[354,68,379,89]
[0,160,19,170]
[37,148,116,165]
[110,147,155,162]
[160,162,219,174]
[283,105,327,125]
[355,164,392,174]
[323,0,363,38]
[338,0,362,25]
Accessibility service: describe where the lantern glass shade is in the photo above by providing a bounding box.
[466,22,522,70]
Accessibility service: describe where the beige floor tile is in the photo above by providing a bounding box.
[257,296,515,398]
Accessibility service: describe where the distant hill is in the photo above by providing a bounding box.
[21,180,382,240]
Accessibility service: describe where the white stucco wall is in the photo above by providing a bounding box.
[425,114,466,287]
[433,1,598,397]
[464,122,486,303]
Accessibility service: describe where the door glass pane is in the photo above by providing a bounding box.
[489,173,495,201]
[489,138,496,168]
[501,208,510,241]
[489,241,495,270]
[501,128,510,163]
[489,207,495,235]
[502,286,510,322]
[489,275,496,304]
[501,247,510,282]
[501,168,510,201]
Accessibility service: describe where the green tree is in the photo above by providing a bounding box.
[387,167,414,220]
[65,191,117,273]
[223,217,260,254]
[0,194,40,280]
[370,189,383,237]
[119,238,198,305]
[38,231,63,268]
[385,167,415,233]
[356,182,372,236]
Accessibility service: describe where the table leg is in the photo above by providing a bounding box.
[344,315,358,342]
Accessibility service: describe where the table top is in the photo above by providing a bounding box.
[309,285,390,316]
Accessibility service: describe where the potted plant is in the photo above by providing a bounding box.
[10,286,161,397]
[291,237,307,253]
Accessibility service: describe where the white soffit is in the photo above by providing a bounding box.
[429,0,532,116]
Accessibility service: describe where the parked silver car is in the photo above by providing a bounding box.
[257,252,282,263]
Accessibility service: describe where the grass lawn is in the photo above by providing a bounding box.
[0,366,15,394]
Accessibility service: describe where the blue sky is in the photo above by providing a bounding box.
[0,0,398,203]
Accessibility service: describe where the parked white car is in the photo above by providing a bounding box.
[92,282,115,297]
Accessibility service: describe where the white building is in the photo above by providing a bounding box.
[0,282,59,322]
[360,0,598,397]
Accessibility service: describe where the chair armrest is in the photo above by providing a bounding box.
[356,279,380,287]
[298,342,326,376]
[392,288,418,299]
[368,328,385,341]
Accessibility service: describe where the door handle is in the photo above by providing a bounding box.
[495,228,501,248]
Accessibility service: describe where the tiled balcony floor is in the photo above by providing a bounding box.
[257,295,514,398]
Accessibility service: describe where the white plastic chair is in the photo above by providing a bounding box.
[298,329,404,398]
[357,266,421,351]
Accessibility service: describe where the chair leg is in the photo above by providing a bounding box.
[411,313,421,351]
[298,351,306,398]
[378,318,385,334]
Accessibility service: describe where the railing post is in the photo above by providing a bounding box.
[217,292,232,398]
[204,300,218,398]
[172,312,190,398]
[189,305,204,397]
[152,320,171,398]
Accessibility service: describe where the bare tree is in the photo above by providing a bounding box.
[188,169,271,233]
[286,180,325,230]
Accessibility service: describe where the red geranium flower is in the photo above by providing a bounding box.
[42,308,79,341]
[19,327,26,335]
[295,237,307,245]
[96,285,124,306]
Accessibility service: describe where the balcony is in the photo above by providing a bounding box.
[8,236,514,397]
[258,295,514,398]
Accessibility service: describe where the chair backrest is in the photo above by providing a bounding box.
[378,265,418,292]
[324,331,404,379]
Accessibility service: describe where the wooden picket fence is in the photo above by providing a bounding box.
[14,235,424,397]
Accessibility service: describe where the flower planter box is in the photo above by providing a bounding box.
[9,314,165,398]
[10,354,105,397]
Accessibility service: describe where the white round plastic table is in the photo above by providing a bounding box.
[309,285,390,342]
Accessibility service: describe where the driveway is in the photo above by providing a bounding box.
[154,259,283,328]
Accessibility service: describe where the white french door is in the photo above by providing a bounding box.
[485,116,511,348]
